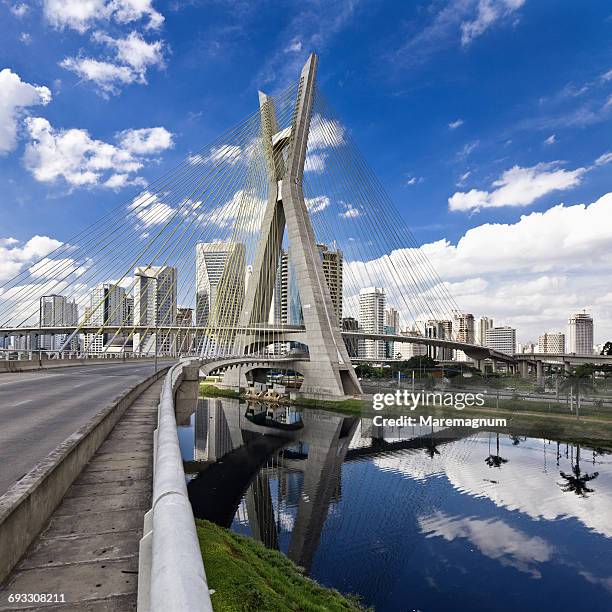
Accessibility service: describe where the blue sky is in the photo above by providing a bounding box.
[1,0,612,343]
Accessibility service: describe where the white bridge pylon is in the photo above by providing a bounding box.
[233,54,361,397]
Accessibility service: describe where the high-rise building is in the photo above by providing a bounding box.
[425,320,453,360]
[176,307,194,355]
[538,332,565,354]
[384,307,400,358]
[396,326,427,359]
[358,287,385,360]
[485,326,516,355]
[318,243,343,324]
[133,266,177,355]
[39,294,78,351]
[568,311,593,354]
[477,316,493,346]
[195,242,245,355]
[85,283,127,353]
[454,312,475,362]
[124,295,134,326]
[342,316,359,358]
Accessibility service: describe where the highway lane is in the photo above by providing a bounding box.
[0,361,176,497]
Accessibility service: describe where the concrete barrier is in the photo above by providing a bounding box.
[138,360,212,612]
[0,365,171,584]
[0,356,174,374]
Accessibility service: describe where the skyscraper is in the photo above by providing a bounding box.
[358,287,385,360]
[133,266,177,355]
[384,307,400,358]
[425,320,453,360]
[485,326,516,355]
[342,316,359,358]
[195,241,245,354]
[568,311,593,354]
[86,283,127,353]
[317,243,343,324]
[477,316,494,346]
[454,312,475,362]
[39,294,78,351]
[176,307,194,355]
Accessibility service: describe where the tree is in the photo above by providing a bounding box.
[600,341,612,356]
[485,433,508,468]
[558,371,595,416]
[559,445,599,497]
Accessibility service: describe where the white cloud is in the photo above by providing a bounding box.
[448,118,464,129]
[10,3,29,17]
[0,235,63,282]
[43,0,163,33]
[60,56,135,95]
[460,0,526,46]
[308,115,346,151]
[61,31,165,96]
[305,195,330,214]
[23,117,172,188]
[117,126,173,154]
[284,39,302,53]
[449,161,586,212]
[340,203,361,218]
[601,69,612,82]
[93,30,165,72]
[595,151,612,166]
[0,69,51,155]
[346,192,612,341]
[420,511,553,577]
[544,134,556,145]
[19,32,32,44]
[305,152,327,173]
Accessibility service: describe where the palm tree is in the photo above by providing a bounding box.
[559,445,599,497]
[485,433,508,468]
[557,371,595,416]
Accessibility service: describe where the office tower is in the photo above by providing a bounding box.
[568,311,593,354]
[358,287,385,360]
[133,266,177,355]
[195,241,245,355]
[425,320,453,360]
[454,312,475,362]
[317,243,343,324]
[384,307,400,358]
[38,295,78,351]
[477,316,494,346]
[396,326,427,359]
[124,295,134,326]
[538,332,565,354]
[342,317,359,358]
[485,326,517,355]
[86,283,127,353]
[176,307,194,355]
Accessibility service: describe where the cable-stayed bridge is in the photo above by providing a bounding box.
[0,54,521,398]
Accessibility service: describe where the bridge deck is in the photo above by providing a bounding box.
[0,378,163,611]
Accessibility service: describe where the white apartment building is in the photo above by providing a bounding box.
[485,326,517,356]
[538,332,565,354]
[133,266,177,355]
[568,312,593,354]
[358,287,386,360]
[85,283,127,354]
[477,316,493,346]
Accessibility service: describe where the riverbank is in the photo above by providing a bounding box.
[195,519,369,612]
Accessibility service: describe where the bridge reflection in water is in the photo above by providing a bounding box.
[179,398,472,572]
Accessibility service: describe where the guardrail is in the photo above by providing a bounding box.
[138,360,212,612]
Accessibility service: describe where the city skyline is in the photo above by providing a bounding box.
[1,2,611,344]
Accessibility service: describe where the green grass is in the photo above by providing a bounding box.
[196,519,369,612]
[199,383,239,398]
[292,397,366,415]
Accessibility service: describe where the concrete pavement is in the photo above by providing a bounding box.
[0,361,174,497]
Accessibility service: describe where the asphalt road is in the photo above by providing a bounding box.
[0,361,175,497]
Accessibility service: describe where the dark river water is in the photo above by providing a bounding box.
[178,397,612,612]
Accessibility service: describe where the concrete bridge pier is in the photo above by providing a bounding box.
[564,361,571,375]
[536,360,544,384]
